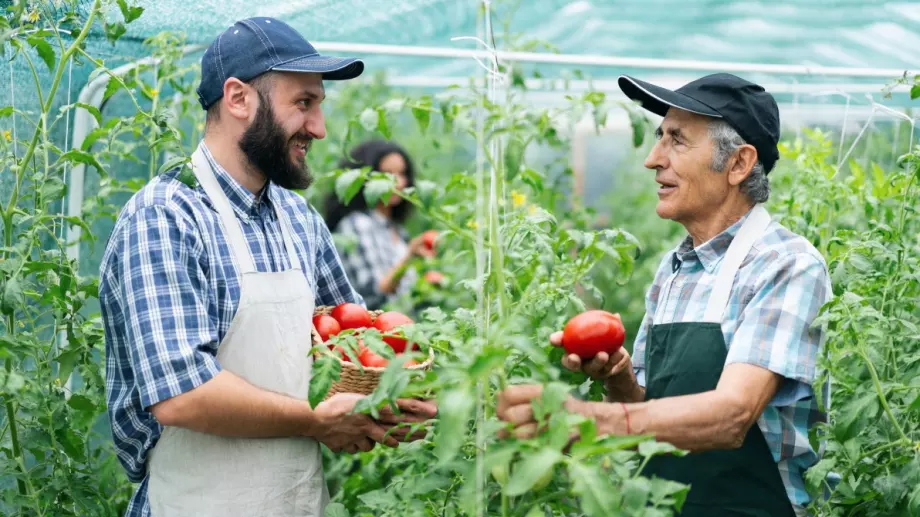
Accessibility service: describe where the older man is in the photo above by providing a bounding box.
[498,74,831,516]
[99,17,435,517]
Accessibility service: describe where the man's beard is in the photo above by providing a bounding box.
[238,94,313,191]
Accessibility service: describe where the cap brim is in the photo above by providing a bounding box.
[617,75,722,118]
[271,55,364,80]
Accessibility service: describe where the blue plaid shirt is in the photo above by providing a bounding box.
[98,145,363,516]
[631,207,832,511]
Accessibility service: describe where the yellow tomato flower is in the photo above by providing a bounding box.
[3,130,11,142]
[27,11,39,23]
[466,220,478,230]
[511,190,526,208]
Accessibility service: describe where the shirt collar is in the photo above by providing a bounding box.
[200,143,272,217]
[672,207,754,274]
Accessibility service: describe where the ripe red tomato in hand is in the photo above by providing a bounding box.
[331,303,373,330]
[358,346,389,368]
[312,314,341,342]
[373,311,415,353]
[561,310,626,359]
[421,230,438,250]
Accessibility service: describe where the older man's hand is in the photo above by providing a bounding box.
[496,385,590,440]
[374,398,438,443]
[549,329,632,381]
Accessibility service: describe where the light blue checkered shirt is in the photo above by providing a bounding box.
[631,207,832,510]
[99,145,363,517]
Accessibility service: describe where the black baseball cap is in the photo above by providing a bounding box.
[197,17,364,110]
[617,73,781,173]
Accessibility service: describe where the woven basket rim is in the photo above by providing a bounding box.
[311,305,435,372]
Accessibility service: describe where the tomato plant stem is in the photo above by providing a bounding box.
[11,0,100,214]
[4,358,26,497]
[856,343,909,443]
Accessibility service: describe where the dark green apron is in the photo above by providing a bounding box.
[641,205,796,517]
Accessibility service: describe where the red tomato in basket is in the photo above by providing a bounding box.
[331,303,373,330]
[373,311,415,353]
[312,314,341,342]
[561,310,625,360]
[358,347,389,368]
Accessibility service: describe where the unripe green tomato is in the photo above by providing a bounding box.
[491,464,508,485]
[531,468,553,491]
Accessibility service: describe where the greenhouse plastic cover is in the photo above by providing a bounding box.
[8,0,920,99]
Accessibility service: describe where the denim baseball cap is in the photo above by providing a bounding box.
[197,17,364,110]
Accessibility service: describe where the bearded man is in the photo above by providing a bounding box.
[99,17,436,517]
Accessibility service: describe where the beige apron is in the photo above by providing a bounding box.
[146,144,328,516]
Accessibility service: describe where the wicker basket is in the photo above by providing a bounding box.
[312,305,435,400]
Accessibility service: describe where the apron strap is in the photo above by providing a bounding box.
[272,197,302,271]
[703,204,772,323]
[190,145,257,274]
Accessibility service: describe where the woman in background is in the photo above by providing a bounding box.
[324,139,435,309]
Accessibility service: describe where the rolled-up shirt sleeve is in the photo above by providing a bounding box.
[116,205,222,410]
[726,252,831,404]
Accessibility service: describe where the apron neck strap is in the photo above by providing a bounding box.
[274,200,302,271]
[703,204,772,323]
[191,144,256,274]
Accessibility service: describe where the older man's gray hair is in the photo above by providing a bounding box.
[708,120,771,203]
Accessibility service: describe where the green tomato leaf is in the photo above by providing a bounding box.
[415,179,437,207]
[638,440,684,458]
[323,502,350,517]
[73,102,103,126]
[570,462,617,514]
[911,84,920,100]
[363,177,394,207]
[649,477,689,510]
[621,477,652,509]
[26,36,56,73]
[116,0,145,23]
[412,106,431,133]
[335,168,365,205]
[67,394,96,412]
[61,149,105,174]
[104,21,127,43]
[1,276,24,315]
[908,485,920,515]
[103,76,123,103]
[504,448,562,496]
[358,108,378,132]
[307,354,341,408]
[434,388,473,465]
[40,177,67,202]
[56,346,81,384]
[376,107,391,139]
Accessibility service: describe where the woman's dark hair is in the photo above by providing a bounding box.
[324,139,416,231]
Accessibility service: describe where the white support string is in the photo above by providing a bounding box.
[468,4,490,517]
[61,58,75,398]
[866,96,917,168]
